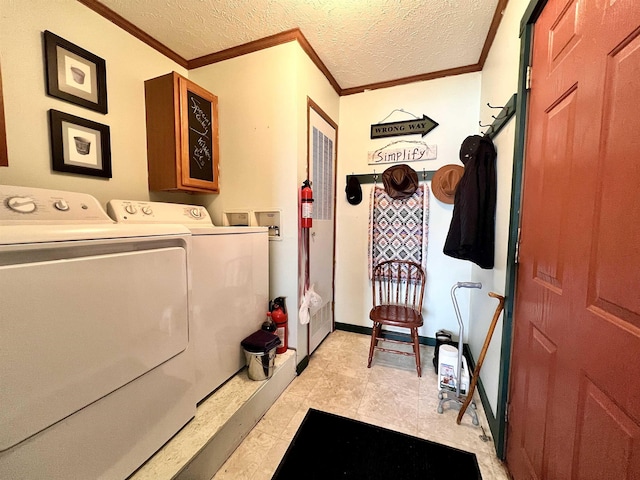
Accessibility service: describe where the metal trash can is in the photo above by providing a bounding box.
[241,330,281,381]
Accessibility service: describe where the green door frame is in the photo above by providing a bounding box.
[495,0,547,460]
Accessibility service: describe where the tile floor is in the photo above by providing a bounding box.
[213,330,511,480]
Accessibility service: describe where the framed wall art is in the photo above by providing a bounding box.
[44,31,108,114]
[49,109,111,178]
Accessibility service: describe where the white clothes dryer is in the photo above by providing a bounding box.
[107,200,269,403]
[0,185,195,480]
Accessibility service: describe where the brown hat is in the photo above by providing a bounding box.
[431,164,464,204]
[382,164,419,199]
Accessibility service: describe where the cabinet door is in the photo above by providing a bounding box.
[178,78,219,192]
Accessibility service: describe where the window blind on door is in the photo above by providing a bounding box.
[312,126,334,221]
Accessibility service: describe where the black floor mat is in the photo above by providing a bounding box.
[272,408,482,480]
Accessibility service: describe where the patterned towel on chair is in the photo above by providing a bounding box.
[368,184,429,279]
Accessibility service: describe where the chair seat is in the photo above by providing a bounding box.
[370,305,423,328]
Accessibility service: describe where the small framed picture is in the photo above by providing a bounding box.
[49,109,111,178]
[44,31,108,114]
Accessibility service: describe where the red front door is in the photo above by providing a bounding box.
[506,0,640,478]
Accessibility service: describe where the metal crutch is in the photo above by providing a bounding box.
[437,282,482,425]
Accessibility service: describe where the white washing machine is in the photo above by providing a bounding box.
[0,185,196,480]
[107,199,269,403]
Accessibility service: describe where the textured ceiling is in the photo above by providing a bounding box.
[94,0,500,90]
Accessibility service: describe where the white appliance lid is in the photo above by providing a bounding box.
[107,199,215,226]
[107,200,269,235]
[0,186,192,244]
[0,223,191,245]
[0,185,112,225]
[188,226,267,235]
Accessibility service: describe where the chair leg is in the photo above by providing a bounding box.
[368,323,380,368]
[411,327,422,377]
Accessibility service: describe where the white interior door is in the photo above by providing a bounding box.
[308,102,337,354]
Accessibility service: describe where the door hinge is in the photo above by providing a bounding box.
[514,227,521,264]
[525,66,532,90]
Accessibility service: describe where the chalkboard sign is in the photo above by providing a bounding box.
[187,90,214,182]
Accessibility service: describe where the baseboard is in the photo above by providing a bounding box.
[335,322,436,346]
[296,354,309,375]
[463,345,499,452]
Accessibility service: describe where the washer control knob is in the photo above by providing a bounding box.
[141,206,153,215]
[53,199,70,211]
[190,208,202,219]
[124,204,137,215]
[6,196,37,213]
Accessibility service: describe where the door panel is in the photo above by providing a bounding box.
[574,377,640,480]
[533,87,577,293]
[589,32,640,326]
[307,103,337,354]
[507,0,640,478]
[548,0,580,69]
[521,326,557,478]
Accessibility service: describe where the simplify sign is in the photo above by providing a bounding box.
[370,115,438,139]
[368,144,437,164]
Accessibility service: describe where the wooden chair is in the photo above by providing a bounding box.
[367,260,426,377]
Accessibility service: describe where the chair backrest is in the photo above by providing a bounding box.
[371,260,425,310]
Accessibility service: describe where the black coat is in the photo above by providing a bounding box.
[443,135,497,269]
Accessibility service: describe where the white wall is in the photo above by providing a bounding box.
[189,44,299,226]
[0,0,193,206]
[470,0,530,415]
[190,42,339,358]
[335,73,482,342]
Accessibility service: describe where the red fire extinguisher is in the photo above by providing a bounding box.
[301,180,314,229]
[270,297,288,354]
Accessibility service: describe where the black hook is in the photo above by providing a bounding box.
[487,102,503,109]
[479,120,492,128]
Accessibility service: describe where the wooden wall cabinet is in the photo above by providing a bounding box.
[144,72,219,193]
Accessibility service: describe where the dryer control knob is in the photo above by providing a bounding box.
[141,206,153,215]
[54,199,70,211]
[124,204,137,215]
[6,196,36,213]
[190,208,202,218]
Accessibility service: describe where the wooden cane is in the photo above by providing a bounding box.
[457,292,505,425]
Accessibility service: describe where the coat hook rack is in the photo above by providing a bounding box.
[346,168,435,186]
[480,93,517,139]
[492,105,513,122]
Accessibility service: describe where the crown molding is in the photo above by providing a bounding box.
[78,0,507,96]
[478,0,510,67]
[188,28,341,95]
[340,64,483,96]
